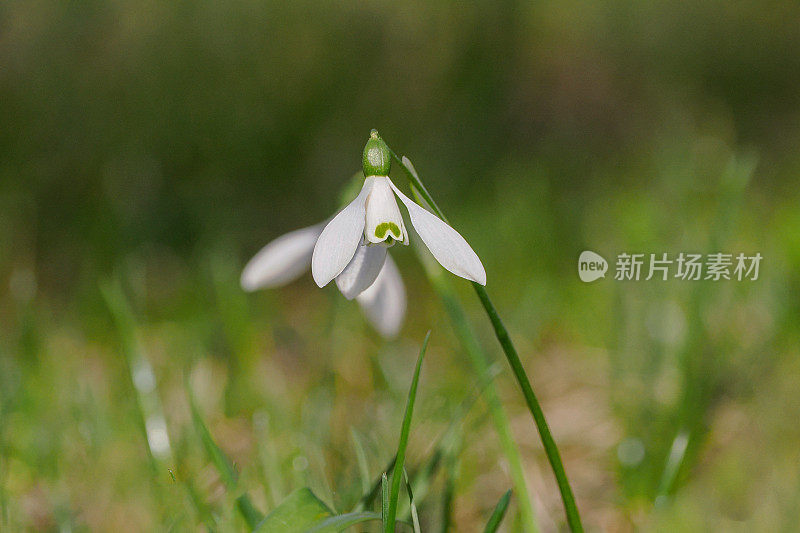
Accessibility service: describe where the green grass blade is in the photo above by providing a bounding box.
[401,367,498,525]
[0,445,7,530]
[354,455,396,512]
[359,372,489,521]
[236,495,265,530]
[441,451,457,533]
[656,153,756,499]
[350,428,372,494]
[100,280,173,468]
[381,473,389,527]
[402,468,421,533]
[306,511,382,532]
[254,487,332,532]
[483,490,512,533]
[363,376,482,519]
[253,412,286,508]
[397,450,439,521]
[384,331,430,533]
[187,381,238,489]
[656,430,690,503]
[187,380,263,528]
[182,472,218,532]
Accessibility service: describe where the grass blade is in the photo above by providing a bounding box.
[358,369,491,520]
[254,487,332,532]
[350,428,372,494]
[384,330,430,533]
[187,381,238,489]
[400,366,499,526]
[483,490,512,533]
[306,511,382,532]
[354,455,396,512]
[402,469,421,533]
[236,495,265,530]
[381,473,389,527]
[441,451,457,533]
[100,280,172,467]
[187,380,263,528]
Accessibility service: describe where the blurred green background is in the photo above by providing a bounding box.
[2,0,800,530]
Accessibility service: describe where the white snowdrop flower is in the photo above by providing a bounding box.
[241,221,406,337]
[311,130,486,289]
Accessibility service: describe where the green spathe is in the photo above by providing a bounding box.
[363,129,391,176]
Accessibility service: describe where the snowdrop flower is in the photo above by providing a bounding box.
[241,221,406,338]
[311,130,486,289]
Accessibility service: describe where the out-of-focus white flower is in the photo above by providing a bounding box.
[353,255,406,338]
[311,130,486,289]
[241,223,326,291]
[241,222,406,338]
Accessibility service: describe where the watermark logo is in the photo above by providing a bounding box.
[579,251,762,282]
[578,251,608,282]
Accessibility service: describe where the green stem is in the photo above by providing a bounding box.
[473,285,582,532]
[386,146,583,532]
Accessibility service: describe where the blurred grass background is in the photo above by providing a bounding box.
[2,0,800,530]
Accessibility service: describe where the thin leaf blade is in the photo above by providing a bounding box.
[402,468,421,533]
[187,381,263,528]
[306,511,382,532]
[381,473,389,528]
[187,382,237,489]
[254,488,333,532]
[483,490,513,533]
[384,331,431,532]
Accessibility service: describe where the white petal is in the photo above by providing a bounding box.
[357,255,406,338]
[365,176,407,245]
[389,179,486,285]
[335,244,387,300]
[312,177,374,287]
[240,223,324,291]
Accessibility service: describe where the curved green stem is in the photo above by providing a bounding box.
[473,285,582,532]
[386,145,583,532]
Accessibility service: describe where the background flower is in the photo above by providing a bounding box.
[242,222,406,337]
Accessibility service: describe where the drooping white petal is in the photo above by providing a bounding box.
[389,179,486,285]
[335,244,388,300]
[357,255,406,338]
[240,223,325,291]
[365,176,407,245]
[312,177,375,287]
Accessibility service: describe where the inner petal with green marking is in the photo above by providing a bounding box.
[364,176,408,246]
[374,221,402,241]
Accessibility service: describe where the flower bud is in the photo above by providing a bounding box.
[362,129,391,176]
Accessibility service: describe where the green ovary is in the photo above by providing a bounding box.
[374,222,401,240]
